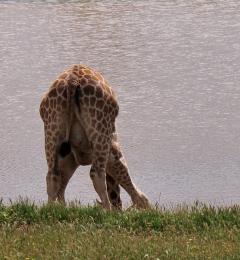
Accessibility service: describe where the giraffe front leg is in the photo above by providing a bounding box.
[106,174,122,210]
[109,142,151,209]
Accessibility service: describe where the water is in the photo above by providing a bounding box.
[0,0,240,206]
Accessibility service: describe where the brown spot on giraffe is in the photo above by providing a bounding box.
[90,98,96,108]
[80,78,87,85]
[39,64,150,210]
[96,99,104,109]
[83,85,95,96]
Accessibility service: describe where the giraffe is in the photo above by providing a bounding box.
[39,64,150,210]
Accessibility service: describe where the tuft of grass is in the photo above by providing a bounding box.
[0,199,239,232]
[0,199,239,259]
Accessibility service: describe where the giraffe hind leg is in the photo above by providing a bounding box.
[47,143,77,203]
[46,173,62,203]
[89,136,112,210]
[57,152,78,203]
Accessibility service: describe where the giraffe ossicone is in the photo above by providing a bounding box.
[40,64,150,210]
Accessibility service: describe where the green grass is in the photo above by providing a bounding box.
[0,200,239,259]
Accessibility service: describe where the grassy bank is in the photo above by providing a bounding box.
[0,201,239,259]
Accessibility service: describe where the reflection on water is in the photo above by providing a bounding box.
[0,0,240,206]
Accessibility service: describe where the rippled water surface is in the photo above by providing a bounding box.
[0,0,240,206]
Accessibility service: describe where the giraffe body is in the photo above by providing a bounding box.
[40,65,150,209]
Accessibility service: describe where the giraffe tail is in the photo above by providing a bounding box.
[58,84,74,159]
[63,84,83,149]
[72,85,84,126]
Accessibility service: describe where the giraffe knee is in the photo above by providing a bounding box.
[106,176,122,209]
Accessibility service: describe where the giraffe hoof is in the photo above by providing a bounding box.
[133,192,151,209]
[95,199,111,210]
[95,199,102,206]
